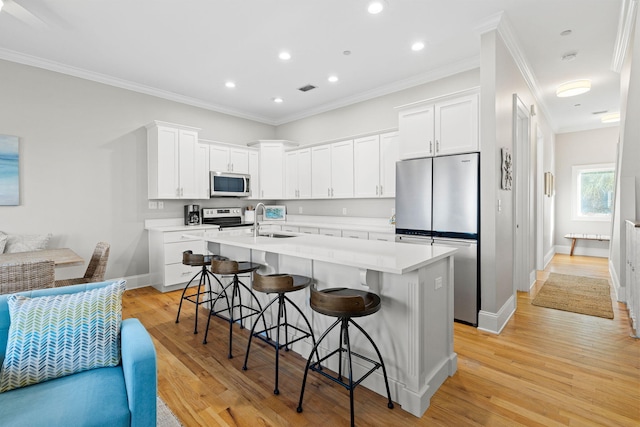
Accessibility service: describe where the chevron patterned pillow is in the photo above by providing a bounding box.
[0,281,126,392]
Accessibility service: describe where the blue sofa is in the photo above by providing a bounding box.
[0,280,157,427]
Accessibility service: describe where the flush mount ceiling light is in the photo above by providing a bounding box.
[328,75,339,83]
[411,41,425,52]
[225,81,236,89]
[367,1,385,14]
[273,97,284,103]
[601,112,620,123]
[279,51,291,60]
[556,79,591,97]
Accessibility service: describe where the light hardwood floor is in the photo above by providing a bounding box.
[122,254,640,426]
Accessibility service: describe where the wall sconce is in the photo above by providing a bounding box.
[544,172,554,197]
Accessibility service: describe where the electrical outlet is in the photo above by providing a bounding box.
[158,201,164,209]
[298,206,303,214]
[148,201,157,209]
[342,207,347,215]
[435,276,442,290]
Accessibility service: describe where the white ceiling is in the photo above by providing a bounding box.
[0,0,625,132]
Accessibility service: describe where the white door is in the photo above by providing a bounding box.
[398,103,435,159]
[513,94,531,293]
[331,140,354,198]
[311,145,331,198]
[380,131,399,197]
[354,135,380,198]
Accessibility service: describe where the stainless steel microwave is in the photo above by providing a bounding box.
[209,171,250,197]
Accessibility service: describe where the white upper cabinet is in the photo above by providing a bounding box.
[194,142,210,199]
[285,148,311,199]
[398,91,479,159]
[311,140,354,199]
[435,94,479,156]
[354,132,399,198]
[248,150,259,199]
[147,121,202,199]
[249,140,298,199]
[208,143,249,174]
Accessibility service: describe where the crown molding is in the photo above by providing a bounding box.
[612,0,638,72]
[0,47,278,125]
[273,56,480,126]
[495,14,558,133]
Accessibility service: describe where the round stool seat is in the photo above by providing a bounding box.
[182,251,225,267]
[310,287,381,318]
[253,273,313,294]
[211,258,261,275]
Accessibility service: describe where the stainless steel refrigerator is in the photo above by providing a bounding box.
[395,153,480,325]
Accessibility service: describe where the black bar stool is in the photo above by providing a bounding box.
[203,258,267,359]
[242,271,319,395]
[297,286,394,427]
[175,251,229,334]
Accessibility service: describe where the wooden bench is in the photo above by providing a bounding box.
[564,233,611,256]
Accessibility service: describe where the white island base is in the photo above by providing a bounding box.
[193,229,457,418]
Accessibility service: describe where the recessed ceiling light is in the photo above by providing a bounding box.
[601,112,620,123]
[556,79,591,97]
[411,41,425,52]
[225,81,236,89]
[273,97,284,103]
[368,1,385,14]
[328,75,339,83]
[279,51,291,60]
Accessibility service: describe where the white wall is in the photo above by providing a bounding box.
[0,59,275,284]
[554,127,619,257]
[478,27,556,332]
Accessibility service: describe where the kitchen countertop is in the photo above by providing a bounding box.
[186,228,456,275]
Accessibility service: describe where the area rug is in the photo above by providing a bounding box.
[157,397,182,427]
[532,273,614,319]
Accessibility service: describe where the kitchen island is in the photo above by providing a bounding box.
[187,228,457,417]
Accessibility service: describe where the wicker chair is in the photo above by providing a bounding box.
[54,242,110,287]
[0,259,56,294]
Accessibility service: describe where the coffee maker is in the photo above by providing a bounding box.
[184,204,200,226]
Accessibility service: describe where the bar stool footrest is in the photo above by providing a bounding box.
[310,349,382,391]
[253,324,313,350]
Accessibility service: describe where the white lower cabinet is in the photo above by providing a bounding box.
[342,230,368,239]
[368,232,396,242]
[149,228,216,292]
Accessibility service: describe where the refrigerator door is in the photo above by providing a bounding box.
[433,238,479,325]
[395,157,432,234]
[432,153,479,238]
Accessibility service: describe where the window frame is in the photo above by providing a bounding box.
[571,163,615,222]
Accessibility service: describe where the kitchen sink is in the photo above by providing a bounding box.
[259,233,296,238]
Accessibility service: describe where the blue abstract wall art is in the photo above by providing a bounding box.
[0,135,19,206]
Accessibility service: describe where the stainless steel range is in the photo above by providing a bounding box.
[201,208,253,230]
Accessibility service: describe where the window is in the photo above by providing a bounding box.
[571,163,615,221]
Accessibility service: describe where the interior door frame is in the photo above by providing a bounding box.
[513,94,532,293]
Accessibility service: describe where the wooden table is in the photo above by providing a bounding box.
[0,248,84,267]
[564,233,611,256]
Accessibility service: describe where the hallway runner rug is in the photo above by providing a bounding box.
[531,273,614,319]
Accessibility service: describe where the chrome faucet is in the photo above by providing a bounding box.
[253,202,266,238]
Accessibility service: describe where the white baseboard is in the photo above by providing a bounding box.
[477,294,516,334]
[114,274,151,290]
[609,259,625,303]
[544,247,556,268]
[555,245,610,258]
